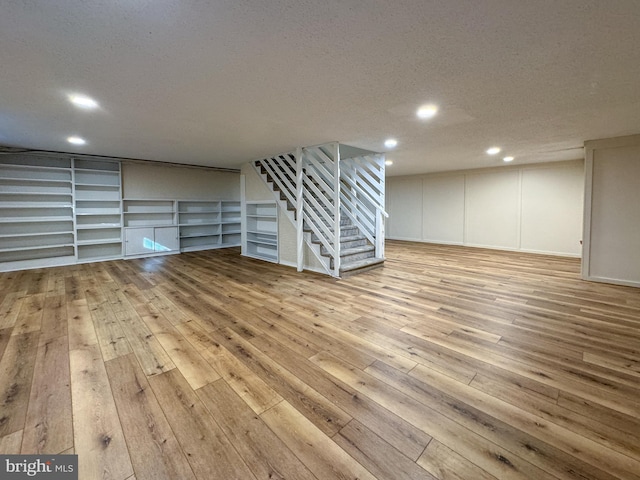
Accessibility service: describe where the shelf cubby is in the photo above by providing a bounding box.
[243,202,278,262]
[72,159,123,262]
[77,242,123,262]
[176,200,240,252]
[0,155,75,270]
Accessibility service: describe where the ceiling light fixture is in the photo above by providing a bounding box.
[416,104,438,119]
[486,146,501,155]
[385,159,393,166]
[67,136,86,145]
[68,94,98,109]
[384,138,398,149]
[503,156,514,162]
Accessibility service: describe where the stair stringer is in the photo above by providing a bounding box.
[251,162,333,276]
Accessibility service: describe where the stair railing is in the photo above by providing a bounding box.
[301,143,341,276]
[340,154,388,259]
[254,154,297,210]
[253,144,385,277]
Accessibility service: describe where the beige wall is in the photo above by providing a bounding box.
[123,162,240,200]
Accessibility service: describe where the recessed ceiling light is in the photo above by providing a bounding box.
[503,156,514,162]
[67,136,86,145]
[384,138,398,149]
[385,159,393,166]
[486,147,501,155]
[416,104,438,119]
[68,94,98,109]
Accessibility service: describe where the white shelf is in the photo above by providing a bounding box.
[76,223,121,229]
[0,163,70,172]
[0,203,73,208]
[0,155,77,270]
[178,209,221,214]
[0,191,72,197]
[75,182,120,188]
[180,233,220,239]
[0,177,71,189]
[176,200,240,252]
[0,243,75,253]
[72,159,123,263]
[0,177,71,184]
[77,243,122,261]
[3,231,74,239]
[246,214,277,218]
[178,222,219,227]
[125,211,176,215]
[77,239,122,246]
[76,210,121,216]
[221,238,241,247]
[244,202,278,262]
[0,216,72,223]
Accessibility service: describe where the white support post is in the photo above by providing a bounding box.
[332,142,341,277]
[295,147,304,272]
[377,153,386,259]
[375,209,383,258]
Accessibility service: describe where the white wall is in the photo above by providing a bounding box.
[521,165,584,255]
[422,175,465,244]
[122,162,240,200]
[465,170,521,249]
[385,176,423,241]
[387,160,584,257]
[583,135,640,287]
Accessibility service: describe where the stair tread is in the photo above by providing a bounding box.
[340,245,375,256]
[340,257,385,272]
[341,234,367,242]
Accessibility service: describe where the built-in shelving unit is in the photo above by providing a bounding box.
[243,201,278,262]
[1,152,242,271]
[221,200,242,247]
[0,155,75,270]
[123,199,179,256]
[177,200,241,252]
[74,158,123,262]
[177,200,220,252]
[123,199,176,226]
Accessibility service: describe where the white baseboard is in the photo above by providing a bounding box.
[582,274,640,288]
[386,237,580,258]
[279,259,329,275]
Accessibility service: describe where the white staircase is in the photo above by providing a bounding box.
[252,142,387,277]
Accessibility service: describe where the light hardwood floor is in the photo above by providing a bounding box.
[1,241,639,480]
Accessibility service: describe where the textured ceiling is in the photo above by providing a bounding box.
[2,1,640,176]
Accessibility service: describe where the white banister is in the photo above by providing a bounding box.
[253,144,386,278]
[295,147,303,272]
[332,142,341,277]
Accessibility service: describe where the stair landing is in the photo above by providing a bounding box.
[339,257,385,277]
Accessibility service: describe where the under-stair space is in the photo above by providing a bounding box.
[250,142,387,278]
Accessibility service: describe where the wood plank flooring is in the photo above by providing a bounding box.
[1,241,639,480]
